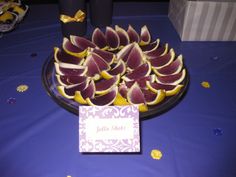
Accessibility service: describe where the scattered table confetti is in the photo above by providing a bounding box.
[201,81,211,88]
[6,97,16,104]
[16,84,29,92]
[151,149,163,160]
[212,56,219,60]
[30,52,37,57]
[213,128,223,136]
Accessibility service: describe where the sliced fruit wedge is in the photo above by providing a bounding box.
[101,60,126,79]
[91,52,110,71]
[83,55,100,78]
[149,48,175,69]
[57,80,89,99]
[115,25,130,48]
[54,62,87,76]
[142,89,165,106]
[118,83,129,99]
[126,43,145,70]
[127,83,148,112]
[152,55,183,76]
[127,25,140,43]
[70,35,96,50]
[74,80,95,104]
[113,92,130,106]
[83,53,110,78]
[139,25,151,46]
[145,43,168,59]
[95,75,120,95]
[141,39,160,52]
[122,62,151,81]
[105,26,120,51]
[92,48,115,65]
[125,75,156,89]
[147,81,184,96]
[156,69,186,85]
[92,28,108,50]
[62,38,87,58]
[56,75,88,86]
[116,43,134,62]
[54,47,84,65]
[86,86,118,106]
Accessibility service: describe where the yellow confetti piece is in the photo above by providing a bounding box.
[16,84,29,92]
[151,149,162,160]
[201,81,211,88]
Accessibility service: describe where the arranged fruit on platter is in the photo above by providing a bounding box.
[54,25,187,112]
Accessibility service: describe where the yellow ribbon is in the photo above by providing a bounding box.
[60,10,85,24]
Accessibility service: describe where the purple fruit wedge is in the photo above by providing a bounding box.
[149,48,175,69]
[95,75,120,95]
[126,43,144,70]
[139,25,151,46]
[54,62,87,76]
[92,28,108,50]
[74,80,96,104]
[156,69,186,85]
[70,35,96,50]
[144,43,168,59]
[127,25,140,43]
[62,38,87,58]
[122,62,151,81]
[54,47,84,65]
[56,75,88,86]
[153,55,183,76]
[105,26,120,51]
[86,86,118,106]
[92,48,115,65]
[115,25,130,48]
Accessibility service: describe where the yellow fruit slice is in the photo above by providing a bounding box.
[62,38,87,58]
[113,93,130,106]
[145,89,165,106]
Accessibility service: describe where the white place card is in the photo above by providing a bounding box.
[79,106,140,153]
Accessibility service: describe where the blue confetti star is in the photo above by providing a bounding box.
[213,128,223,136]
[6,97,16,104]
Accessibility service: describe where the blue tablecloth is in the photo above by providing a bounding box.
[1,3,236,177]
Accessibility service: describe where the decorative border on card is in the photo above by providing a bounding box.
[79,106,140,153]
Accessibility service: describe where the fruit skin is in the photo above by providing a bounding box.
[147,81,184,96]
[54,62,88,76]
[156,69,186,85]
[54,47,84,65]
[144,89,166,106]
[101,60,126,79]
[127,25,140,43]
[115,25,130,48]
[139,25,151,46]
[70,35,96,50]
[105,26,120,51]
[95,75,120,95]
[126,43,145,70]
[74,80,95,104]
[86,86,118,106]
[122,62,152,81]
[126,83,148,112]
[113,93,130,106]
[152,55,183,76]
[62,38,87,58]
[92,28,108,50]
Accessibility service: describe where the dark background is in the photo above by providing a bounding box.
[23,0,169,4]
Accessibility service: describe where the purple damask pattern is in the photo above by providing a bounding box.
[79,106,140,153]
